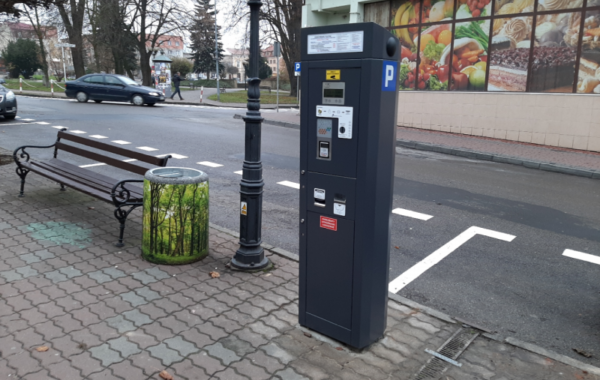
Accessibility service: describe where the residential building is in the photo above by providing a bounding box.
[262,44,284,77]
[146,35,185,69]
[223,48,249,81]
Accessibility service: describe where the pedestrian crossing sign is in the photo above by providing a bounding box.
[241,202,248,216]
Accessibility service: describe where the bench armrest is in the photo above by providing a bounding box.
[111,179,144,207]
[13,128,67,166]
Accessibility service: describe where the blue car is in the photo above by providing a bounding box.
[65,74,165,106]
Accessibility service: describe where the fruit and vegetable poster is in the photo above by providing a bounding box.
[384,0,600,94]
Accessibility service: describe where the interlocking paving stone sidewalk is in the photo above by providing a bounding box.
[0,163,598,379]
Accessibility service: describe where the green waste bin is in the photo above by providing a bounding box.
[142,167,209,264]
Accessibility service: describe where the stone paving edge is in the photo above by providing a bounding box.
[210,221,600,376]
[396,139,599,180]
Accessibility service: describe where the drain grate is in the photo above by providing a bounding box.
[414,327,480,380]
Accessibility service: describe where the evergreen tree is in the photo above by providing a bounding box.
[3,39,40,78]
[189,0,224,79]
[243,56,272,80]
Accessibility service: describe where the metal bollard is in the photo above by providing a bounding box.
[200,86,203,103]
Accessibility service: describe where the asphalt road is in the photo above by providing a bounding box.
[2,95,600,366]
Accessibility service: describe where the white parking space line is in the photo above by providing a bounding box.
[138,146,158,152]
[157,153,188,159]
[392,208,433,221]
[21,118,34,121]
[52,126,66,130]
[112,140,131,145]
[563,249,600,266]
[234,170,243,175]
[36,122,50,125]
[79,163,106,168]
[123,159,138,162]
[197,161,223,168]
[70,130,86,134]
[90,135,108,139]
[278,181,300,189]
[389,226,515,293]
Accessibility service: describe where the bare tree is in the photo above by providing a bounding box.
[1,0,57,17]
[129,0,185,86]
[55,0,86,77]
[22,5,52,86]
[227,0,301,96]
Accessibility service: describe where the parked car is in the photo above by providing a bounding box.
[0,85,17,120]
[65,74,165,106]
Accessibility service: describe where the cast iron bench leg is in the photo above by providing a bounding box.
[16,167,29,197]
[60,184,66,191]
[113,205,140,247]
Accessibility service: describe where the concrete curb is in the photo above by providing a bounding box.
[234,113,301,129]
[208,221,600,374]
[396,139,600,180]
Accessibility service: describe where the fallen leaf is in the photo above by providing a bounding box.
[88,207,95,210]
[36,346,49,352]
[159,370,173,380]
[209,271,220,278]
[573,348,592,358]
[335,347,343,351]
[304,332,312,338]
[394,246,399,249]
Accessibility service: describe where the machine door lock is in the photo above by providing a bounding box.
[319,141,330,159]
[333,194,346,216]
[314,188,326,207]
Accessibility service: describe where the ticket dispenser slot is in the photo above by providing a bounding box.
[300,22,399,350]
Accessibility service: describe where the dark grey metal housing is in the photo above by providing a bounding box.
[299,22,399,350]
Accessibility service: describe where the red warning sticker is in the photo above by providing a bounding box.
[320,216,337,231]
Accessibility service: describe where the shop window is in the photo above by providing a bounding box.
[529,11,580,92]
[577,10,600,93]
[394,27,420,90]
[386,0,598,94]
[488,16,533,91]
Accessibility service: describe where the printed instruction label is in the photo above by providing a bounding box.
[241,202,247,216]
[316,106,353,139]
[333,203,346,216]
[307,31,364,55]
[320,216,337,231]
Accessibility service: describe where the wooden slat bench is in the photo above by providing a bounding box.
[13,129,171,247]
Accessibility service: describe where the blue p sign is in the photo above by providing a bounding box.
[295,62,301,76]
[381,61,397,91]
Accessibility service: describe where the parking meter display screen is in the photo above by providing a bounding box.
[324,89,344,98]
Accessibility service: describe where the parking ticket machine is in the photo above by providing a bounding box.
[298,23,399,349]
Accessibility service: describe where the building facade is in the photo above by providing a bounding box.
[262,44,285,77]
[303,0,600,152]
[146,35,185,68]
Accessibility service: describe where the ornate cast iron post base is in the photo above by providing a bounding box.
[231,0,270,271]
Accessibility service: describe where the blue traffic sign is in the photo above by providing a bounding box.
[294,62,301,76]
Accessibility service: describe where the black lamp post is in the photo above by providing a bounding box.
[231,0,270,270]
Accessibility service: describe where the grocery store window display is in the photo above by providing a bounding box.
[388,0,600,94]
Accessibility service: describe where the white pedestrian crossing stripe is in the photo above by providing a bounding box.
[392,208,433,221]
[137,146,158,151]
[277,181,300,189]
[157,153,188,159]
[197,161,223,168]
[90,135,108,139]
[112,140,131,145]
